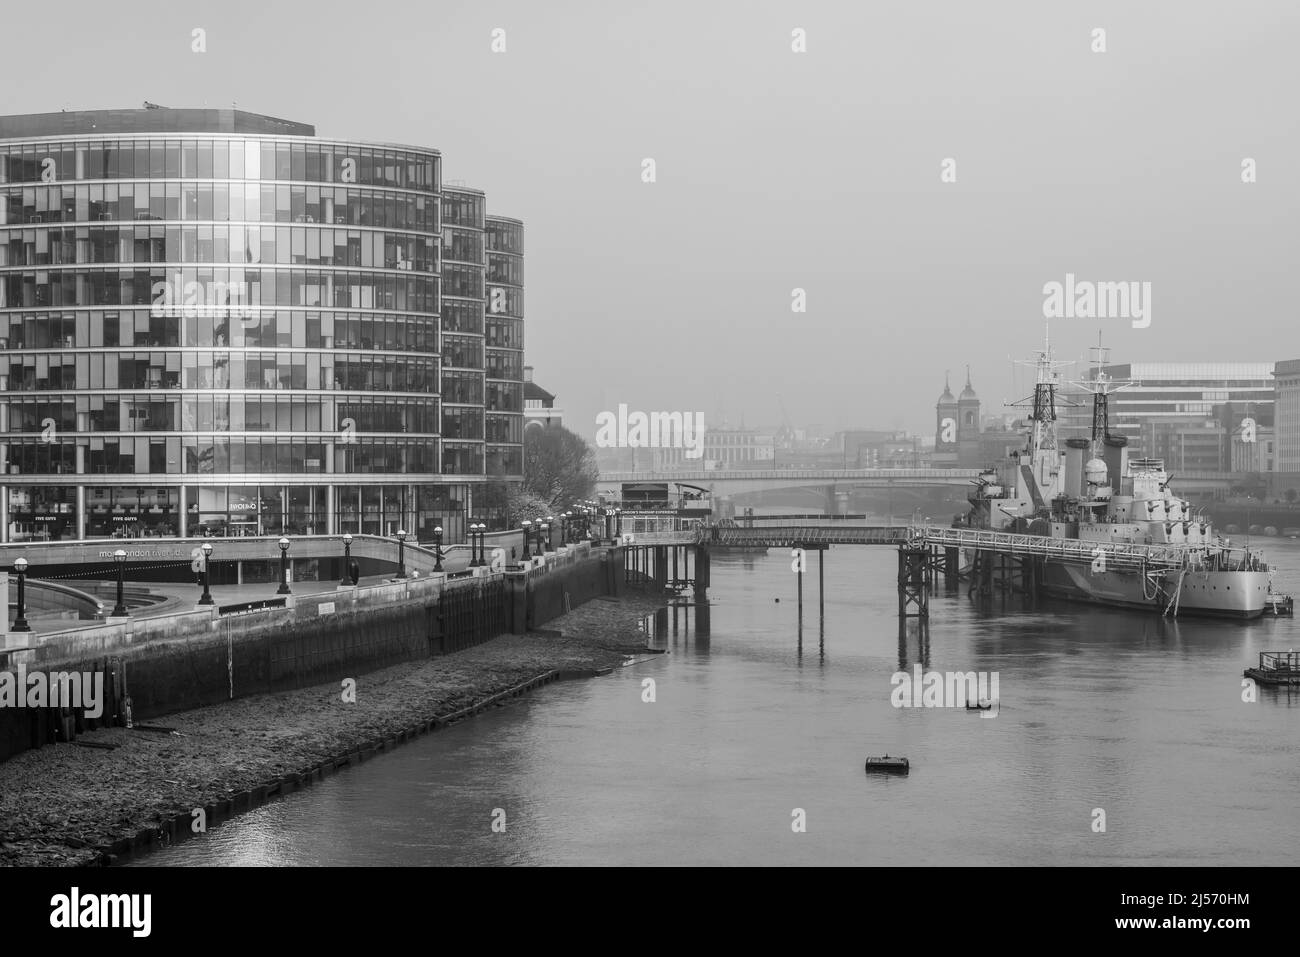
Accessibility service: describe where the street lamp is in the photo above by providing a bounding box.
[469,523,483,566]
[521,520,532,560]
[433,525,444,572]
[340,533,353,586]
[396,529,408,579]
[536,523,547,557]
[614,508,623,543]
[111,549,128,618]
[277,537,291,595]
[11,557,31,632]
[545,516,555,551]
[198,542,214,605]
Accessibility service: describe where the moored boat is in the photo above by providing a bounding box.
[864,755,910,774]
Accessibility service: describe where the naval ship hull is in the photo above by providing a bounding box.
[1038,562,1271,619]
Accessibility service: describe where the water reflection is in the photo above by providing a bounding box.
[641,602,710,654]
[138,539,1300,867]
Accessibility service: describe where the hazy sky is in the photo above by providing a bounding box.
[3,0,1296,439]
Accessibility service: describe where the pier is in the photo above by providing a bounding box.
[1245,652,1300,686]
[610,508,1293,624]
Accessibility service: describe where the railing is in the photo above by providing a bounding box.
[907,525,1258,572]
[623,531,702,545]
[600,468,981,482]
[709,526,907,546]
[218,597,288,617]
[1257,651,1300,672]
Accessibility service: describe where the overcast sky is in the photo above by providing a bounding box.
[3,0,1296,438]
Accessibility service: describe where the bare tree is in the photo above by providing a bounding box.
[523,426,598,510]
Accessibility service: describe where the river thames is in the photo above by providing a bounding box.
[139,538,1300,866]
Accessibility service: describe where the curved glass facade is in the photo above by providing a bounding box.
[485,216,524,478]
[0,109,524,544]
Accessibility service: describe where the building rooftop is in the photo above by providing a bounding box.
[523,380,555,404]
[0,107,315,139]
[1101,362,1275,380]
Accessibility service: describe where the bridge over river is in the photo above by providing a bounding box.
[599,467,1240,500]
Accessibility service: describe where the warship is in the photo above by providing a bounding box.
[959,337,1289,619]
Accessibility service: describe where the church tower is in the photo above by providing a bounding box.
[934,372,958,466]
[957,366,981,466]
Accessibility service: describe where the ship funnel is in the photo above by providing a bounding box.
[1085,458,1108,486]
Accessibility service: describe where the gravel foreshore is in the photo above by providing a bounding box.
[0,590,666,867]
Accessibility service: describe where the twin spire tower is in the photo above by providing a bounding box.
[934,367,981,466]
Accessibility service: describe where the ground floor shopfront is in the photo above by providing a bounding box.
[1,480,500,545]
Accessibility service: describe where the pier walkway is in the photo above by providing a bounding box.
[908,525,1253,573]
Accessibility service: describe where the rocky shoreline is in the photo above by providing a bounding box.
[0,590,666,867]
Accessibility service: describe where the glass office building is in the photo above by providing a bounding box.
[0,108,523,543]
[485,215,524,479]
[1062,362,1275,471]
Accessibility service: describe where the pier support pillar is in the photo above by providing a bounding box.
[693,545,710,600]
[797,555,804,640]
[818,547,825,629]
[897,545,929,619]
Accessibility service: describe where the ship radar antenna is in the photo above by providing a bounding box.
[1071,333,1139,455]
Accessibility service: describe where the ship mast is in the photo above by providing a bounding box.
[1073,333,1137,458]
[1012,321,1071,455]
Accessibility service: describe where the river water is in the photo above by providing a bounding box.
[139,538,1300,866]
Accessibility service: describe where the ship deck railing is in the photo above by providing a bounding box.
[907,525,1262,573]
[1255,651,1300,673]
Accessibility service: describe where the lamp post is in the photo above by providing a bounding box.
[469,523,484,566]
[340,533,353,585]
[396,529,408,579]
[521,520,532,560]
[111,549,128,618]
[615,508,623,543]
[433,525,444,572]
[536,522,547,557]
[11,557,31,632]
[545,516,555,551]
[277,537,291,595]
[477,523,487,565]
[198,542,214,605]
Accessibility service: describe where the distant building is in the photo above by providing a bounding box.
[523,366,562,431]
[1084,362,1274,464]
[932,369,982,467]
[932,373,958,467]
[1274,359,1300,493]
[652,425,773,470]
[840,430,918,468]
